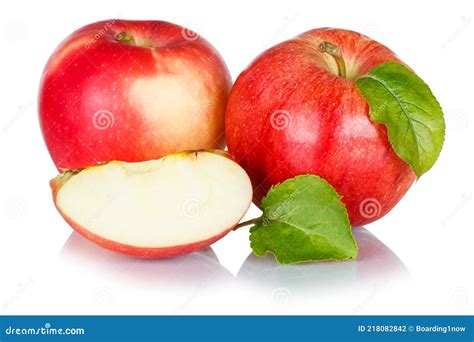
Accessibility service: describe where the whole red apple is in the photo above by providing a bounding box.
[225,28,416,226]
[39,19,231,171]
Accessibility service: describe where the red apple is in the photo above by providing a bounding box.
[225,28,416,226]
[50,151,253,258]
[39,19,231,171]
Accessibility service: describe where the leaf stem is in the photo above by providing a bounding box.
[318,41,347,78]
[233,217,264,231]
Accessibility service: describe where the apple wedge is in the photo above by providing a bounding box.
[50,151,252,258]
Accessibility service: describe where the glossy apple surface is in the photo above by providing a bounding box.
[51,151,252,258]
[225,28,416,226]
[39,20,231,171]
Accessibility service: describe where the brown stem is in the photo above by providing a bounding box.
[114,32,136,45]
[233,217,264,231]
[318,41,347,78]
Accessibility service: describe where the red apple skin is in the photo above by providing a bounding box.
[39,20,231,171]
[225,28,416,227]
[50,173,243,259]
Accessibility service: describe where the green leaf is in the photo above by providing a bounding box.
[249,175,357,265]
[356,62,445,177]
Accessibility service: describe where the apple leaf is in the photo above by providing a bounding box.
[249,175,357,265]
[356,62,445,177]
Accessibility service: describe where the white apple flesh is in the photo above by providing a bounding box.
[51,151,253,258]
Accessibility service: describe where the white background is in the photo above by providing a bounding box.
[0,0,473,315]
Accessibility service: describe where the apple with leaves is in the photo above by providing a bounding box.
[39,20,231,171]
[226,28,445,227]
[46,25,445,265]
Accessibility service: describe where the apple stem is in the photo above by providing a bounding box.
[318,41,347,78]
[233,217,265,231]
[114,32,136,45]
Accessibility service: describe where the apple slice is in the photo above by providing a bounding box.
[51,151,252,258]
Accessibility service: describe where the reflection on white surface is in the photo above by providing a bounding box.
[60,233,233,287]
[3,233,234,314]
[3,228,409,314]
[238,227,408,289]
[235,228,409,312]
[54,233,235,313]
